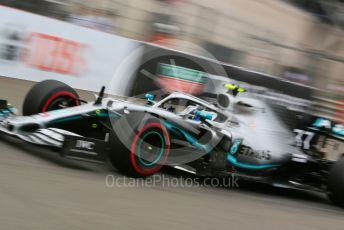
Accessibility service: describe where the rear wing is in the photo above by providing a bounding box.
[309,118,344,141]
[294,118,343,161]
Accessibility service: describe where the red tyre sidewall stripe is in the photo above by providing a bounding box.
[42,91,80,112]
[130,122,170,175]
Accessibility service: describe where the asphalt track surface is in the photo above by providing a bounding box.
[0,76,343,230]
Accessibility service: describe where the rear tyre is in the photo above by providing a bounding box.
[328,157,344,207]
[109,114,170,178]
[23,80,80,116]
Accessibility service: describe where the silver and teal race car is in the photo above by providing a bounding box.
[0,80,343,207]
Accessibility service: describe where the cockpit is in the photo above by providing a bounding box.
[155,95,227,123]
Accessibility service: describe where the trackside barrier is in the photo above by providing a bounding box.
[1,5,340,124]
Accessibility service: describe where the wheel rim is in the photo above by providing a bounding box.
[136,131,165,167]
[42,91,79,112]
[130,122,170,175]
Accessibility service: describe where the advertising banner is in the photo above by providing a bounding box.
[0,6,142,93]
[156,63,208,94]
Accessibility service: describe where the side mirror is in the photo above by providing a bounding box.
[145,93,156,105]
[217,93,231,109]
[195,110,213,121]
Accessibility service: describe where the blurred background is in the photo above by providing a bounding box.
[1,0,343,119]
[0,2,343,229]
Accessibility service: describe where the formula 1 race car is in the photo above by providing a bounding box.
[0,80,343,206]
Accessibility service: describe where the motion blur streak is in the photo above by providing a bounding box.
[0,0,343,229]
[0,77,343,230]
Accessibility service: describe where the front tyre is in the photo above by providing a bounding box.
[109,117,170,178]
[328,157,344,207]
[23,80,80,116]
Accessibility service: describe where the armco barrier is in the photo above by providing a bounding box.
[131,44,315,100]
[1,5,341,124]
[0,5,314,99]
[0,5,141,93]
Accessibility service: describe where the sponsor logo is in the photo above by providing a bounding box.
[238,146,272,160]
[24,32,87,75]
[75,140,95,150]
[0,25,88,75]
[156,63,208,95]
